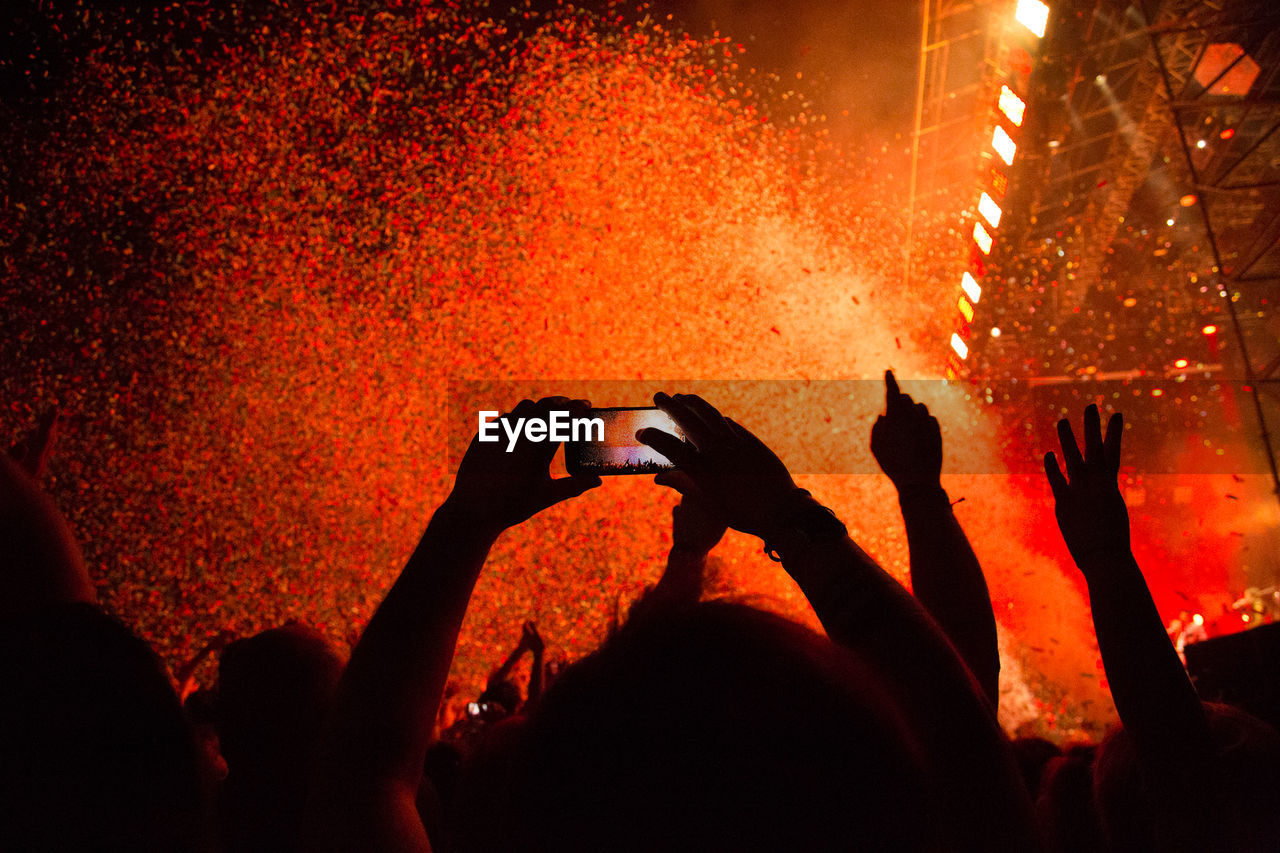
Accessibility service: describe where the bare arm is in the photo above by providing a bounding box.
[522,621,545,707]
[640,393,1036,852]
[306,398,600,852]
[1045,407,1213,787]
[871,370,999,705]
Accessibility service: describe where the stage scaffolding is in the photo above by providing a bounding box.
[911,0,1280,499]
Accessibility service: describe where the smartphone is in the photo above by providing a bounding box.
[565,406,684,476]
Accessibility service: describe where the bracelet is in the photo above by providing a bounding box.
[762,490,848,562]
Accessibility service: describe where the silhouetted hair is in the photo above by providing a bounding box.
[1094,702,1280,853]
[453,601,942,851]
[0,603,201,851]
[216,622,344,852]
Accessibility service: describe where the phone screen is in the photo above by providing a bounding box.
[565,407,684,476]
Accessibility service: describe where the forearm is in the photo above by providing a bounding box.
[1081,550,1212,772]
[653,546,708,606]
[321,500,496,788]
[492,643,527,684]
[778,529,984,705]
[527,649,544,705]
[897,483,1000,705]
[769,510,1036,850]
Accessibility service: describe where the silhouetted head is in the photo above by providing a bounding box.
[453,601,942,851]
[0,603,202,851]
[216,622,344,775]
[1094,703,1280,853]
[1035,743,1103,853]
[1010,735,1062,796]
[215,622,344,852]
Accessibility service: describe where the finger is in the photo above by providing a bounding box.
[543,473,602,506]
[675,393,731,445]
[1083,404,1104,468]
[26,409,59,479]
[1104,412,1123,475]
[724,417,755,442]
[914,401,931,420]
[1056,417,1086,481]
[637,427,695,469]
[1044,452,1068,499]
[654,392,710,450]
[884,369,900,402]
[654,469,697,495]
[885,370,909,414]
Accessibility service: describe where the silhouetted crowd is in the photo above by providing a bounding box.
[3,377,1279,852]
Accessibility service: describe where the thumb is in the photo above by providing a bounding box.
[543,474,602,507]
[654,469,696,495]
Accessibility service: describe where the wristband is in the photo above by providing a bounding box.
[762,489,848,562]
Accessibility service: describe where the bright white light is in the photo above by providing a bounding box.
[978,192,1003,228]
[950,333,969,359]
[998,85,1026,126]
[961,271,982,304]
[1196,139,1207,149]
[992,126,1017,165]
[973,222,994,254]
[991,326,1002,337]
[1015,0,1050,38]
[1166,218,1175,226]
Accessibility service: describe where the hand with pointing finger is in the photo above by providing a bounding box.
[870,370,943,491]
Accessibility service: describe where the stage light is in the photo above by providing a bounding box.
[978,192,1003,227]
[1202,324,1217,335]
[992,126,1017,165]
[1166,217,1175,226]
[1220,127,1235,139]
[1174,358,1189,368]
[1196,139,1207,149]
[1180,193,1197,206]
[961,271,982,303]
[1015,0,1049,38]
[950,333,969,359]
[991,326,1002,337]
[973,222,994,254]
[958,295,975,322]
[1151,388,1164,397]
[998,85,1026,126]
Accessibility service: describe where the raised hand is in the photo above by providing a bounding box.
[870,370,942,490]
[521,620,545,654]
[1044,404,1130,567]
[1,409,94,610]
[637,392,799,539]
[446,397,602,536]
[8,408,59,479]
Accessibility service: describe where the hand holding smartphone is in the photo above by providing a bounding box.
[565,407,685,476]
